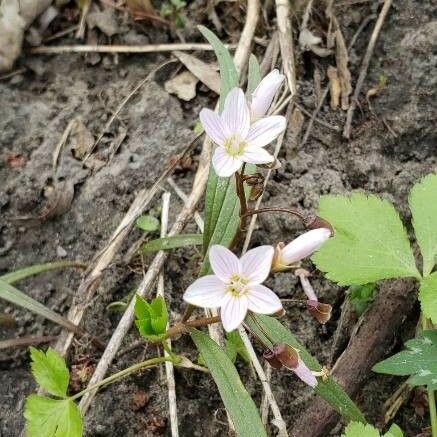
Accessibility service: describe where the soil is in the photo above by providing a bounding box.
[0,0,436,436]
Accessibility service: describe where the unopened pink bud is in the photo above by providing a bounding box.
[307,300,332,324]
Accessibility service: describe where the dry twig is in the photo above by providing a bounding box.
[343,0,393,139]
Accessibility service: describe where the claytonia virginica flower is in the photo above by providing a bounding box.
[272,227,331,272]
[200,87,286,177]
[183,244,282,332]
[250,69,285,122]
[296,268,332,324]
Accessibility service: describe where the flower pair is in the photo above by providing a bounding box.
[200,70,286,177]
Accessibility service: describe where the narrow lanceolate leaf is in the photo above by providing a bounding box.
[0,279,79,333]
[373,330,437,389]
[191,330,267,437]
[140,234,203,253]
[197,25,238,112]
[0,260,85,285]
[246,315,366,423]
[30,347,69,397]
[419,273,437,323]
[246,54,262,97]
[312,193,420,286]
[25,395,82,437]
[409,173,437,277]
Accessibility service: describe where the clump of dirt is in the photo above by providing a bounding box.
[1,0,436,435]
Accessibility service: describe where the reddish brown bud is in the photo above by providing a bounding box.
[273,343,299,369]
[307,300,332,324]
[303,215,334,235]
[263,349,283,369]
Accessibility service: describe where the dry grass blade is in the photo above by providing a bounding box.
[343,0,393,138]
[0,335,57,350]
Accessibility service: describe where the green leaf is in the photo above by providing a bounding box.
[141,234,203,253]
[225,331,251,364]
[373,330,437,389]
[191,330,267,437]
[342,421,403,437]
[0,279,79,333]
[25,395,82,437]
[419,272,437,323]
[246,54,261,97]
[342,422,380,437]
[30,347,69,397]
[348,284,377,316]
[134,295,168,341]
[0,261,85,285]
[246,315,366,423]
[136,215,160,232]
[409,173,437,276]
[312,193,420,286]
[197,25,238,112]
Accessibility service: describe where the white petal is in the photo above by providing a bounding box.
[240,245,274,284]
[290,359,318,388]
[209,245,241,282]
[199,108,227,147]
[220,295,248,332]
[281,228,331,265]
[221,88,250,138]
[246,116,286,148]
[212,147,243,177]
[183,275,226,308]
[247,284,283,314]
[241,145,274,164]
[251,70,285,121]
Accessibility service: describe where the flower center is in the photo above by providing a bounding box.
[225,273,249,297]
[224,136,247,157]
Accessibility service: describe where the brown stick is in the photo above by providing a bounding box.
[291,278,417,437]
[343,0,393,139]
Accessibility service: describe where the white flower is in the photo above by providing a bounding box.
[272,228,331,271]
[200,88,286,177]
[183,245,283,332]
[250,69,285,122]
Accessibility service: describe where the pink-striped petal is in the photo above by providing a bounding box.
[289,359,318,388]
[209,245,241,282]
[199,108,227,147]
[281,228,331,265]
[220,295,248,332]
[221,88,250,139]
[183,275,226,308]
[251,70,285,121]
[246,116,286,148]
[241,145,274,164]
[240,245,274,284]
[247,284,283,314]
[212,147,243,177]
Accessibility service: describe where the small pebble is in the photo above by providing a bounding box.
[56,245,67,258]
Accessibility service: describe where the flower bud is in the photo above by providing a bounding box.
[272,343,299,369]
[271,228,331,272]
[263,349,283,369]
[307,300,332,324]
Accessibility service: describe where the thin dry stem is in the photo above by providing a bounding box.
[260,363,272,425]
[343,0,393,138]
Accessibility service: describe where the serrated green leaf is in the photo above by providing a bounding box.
[30,347,70,397]
[136,215,160,232]
[246,314,366,423]
[134,295,168,340]
[419,272,437,323]
[197,25,238,112]
[0,279,79,333]
[342,421,403,437]
[191,330,267,437]
[25,395,82,437]
[0,261,85,285]
[409,173,437,276]
[373,330,437,389]
[246,54,261,97]
[141,234,203,253]
[312,193,420,285]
